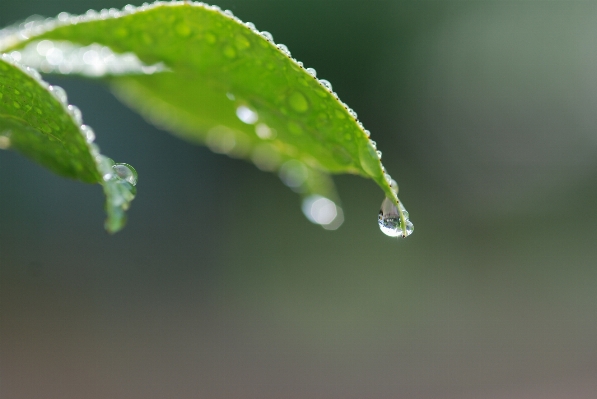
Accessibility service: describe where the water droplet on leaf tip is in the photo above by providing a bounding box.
[306,67,317,77]
[112,163,138,185]
[379,197,409,237]
[49,85,67,104]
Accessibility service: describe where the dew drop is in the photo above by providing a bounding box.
[245,22,256,30]
[306,67,317,77]
[364,129,371,137]
[319,79,332,91]
[67,104,83,125]
[276,43,291,56]
[288,91,309,113]
[80,125,95,143]
[49,85,67,104]
[376,150,382,159]
[112,163,138,185]
[390,179,399,195]
[236,105,258,124]
[378,198,413,238]
[260,31,274,42]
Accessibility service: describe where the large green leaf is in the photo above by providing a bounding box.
[0,55,137,233]
[0,1,413,236]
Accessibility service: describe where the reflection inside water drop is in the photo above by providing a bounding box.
[378,197,413,238]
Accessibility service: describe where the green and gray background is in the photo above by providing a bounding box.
[2,1,597,398]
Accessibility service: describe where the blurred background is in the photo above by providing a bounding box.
[2,1,597,398]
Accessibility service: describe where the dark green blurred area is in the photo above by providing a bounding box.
[1,1,597,398]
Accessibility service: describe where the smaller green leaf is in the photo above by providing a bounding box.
[0,54,137,233]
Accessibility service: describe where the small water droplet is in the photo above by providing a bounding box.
[25,66,41,81]
[348,108,358,118]
[376,150,382,159]
[224,9,234,17]
[245,22,256,30]
[112,163,138,185]
[49,85,67,104]
[288,91,309,113]
[364,129,371,137]
[390,179,399,195]
[318,79,332,90]
[276,43,291,56]
[378,198,413,238]
[67,104,83,125]
[236,105,258,124]
[306,67,317,77]
[260,31,274,42]
[80,125,95,143]
[378,198,400,237]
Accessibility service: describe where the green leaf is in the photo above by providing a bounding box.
[0,55,137,233]
[0,2,413,236]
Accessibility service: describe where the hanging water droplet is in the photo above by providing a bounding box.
[236,105,258,124]
[67,104,82,125]
[260,31,274,42]
[80,125,95,143]
[49,85,67,104]
[319,79,332,91]
[112,163,138,185]
[378,198,413,238]
[306,67,317,77]
[378,197,401,237]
